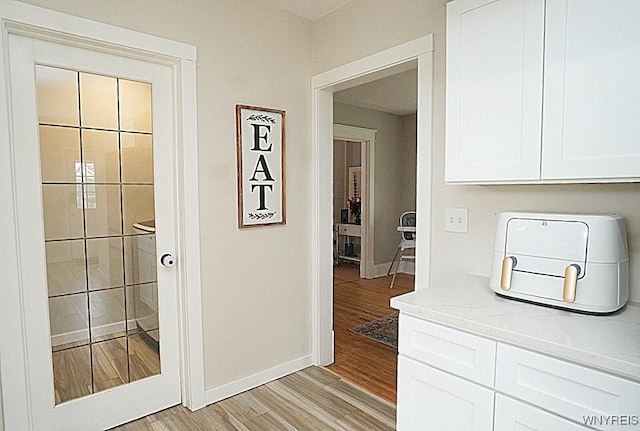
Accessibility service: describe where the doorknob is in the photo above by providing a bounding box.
[160,253,176,267]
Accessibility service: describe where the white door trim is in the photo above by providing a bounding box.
[0,2,205,429]
[333,124,376,279]
[311,35,434,365]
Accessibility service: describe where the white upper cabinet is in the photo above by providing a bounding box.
[446,0,640,183]
[446,0,544,182]
[542,0,640,180]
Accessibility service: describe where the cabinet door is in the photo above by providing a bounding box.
[399,314,496,387]
[496,344,640,430]
[397,356,494,431]
[495,394,591,431]
[542,0,640,180]
[446,0,544,182]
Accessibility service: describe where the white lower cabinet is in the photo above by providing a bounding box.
[396,356,494,431]
[496,344,640,430]
[494,394,590,431]
[396,313,640,431]
[397,315,496,430]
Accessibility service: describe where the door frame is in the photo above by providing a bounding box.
[0,2,206,429]
[311,36,434,364]
[333,124,376,279]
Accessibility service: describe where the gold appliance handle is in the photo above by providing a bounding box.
[563,264,581,303]
[500,256,517,291]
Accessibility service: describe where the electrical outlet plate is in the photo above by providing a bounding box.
[445,207,468,233]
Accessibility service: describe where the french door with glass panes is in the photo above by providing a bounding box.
[8,33,181,430]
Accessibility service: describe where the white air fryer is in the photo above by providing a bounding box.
[489,212,629,314]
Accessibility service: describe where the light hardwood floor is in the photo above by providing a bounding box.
[108,264,412,430]
[52,332,160,404]
[329,264,414,403]
[112,366,396,431]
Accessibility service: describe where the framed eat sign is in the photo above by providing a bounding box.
[235,104,286,228]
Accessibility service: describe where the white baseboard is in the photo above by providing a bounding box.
[205,354,314,405]
[51,319,139,347]
[372,260,415,278]
[399,260,415,275]
[372,263,391,278]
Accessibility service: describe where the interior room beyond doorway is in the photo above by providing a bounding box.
[329,62,418,403]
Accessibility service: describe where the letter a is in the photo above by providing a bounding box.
[250,154,274,181]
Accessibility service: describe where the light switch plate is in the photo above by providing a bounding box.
[445,207,468,233]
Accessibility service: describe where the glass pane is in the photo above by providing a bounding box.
[46,240,86,296]
[121,133,153,183]
[38,67,160,404]
[79,73,118,130]
[39,126,80,183]
[42,184,84,240]
[87,237,124,290]
[124,234,156,286]
[92,338,129,392]
[129,333,160,382]
[36,66,79,127]
[89,288,125,342]
[122,185,155,235]
[84,185,122,237]
[126,283,158,333]
[82,129,120,183]
[52,345,92,404]
[119,80,152,133]
[49,294,89,348]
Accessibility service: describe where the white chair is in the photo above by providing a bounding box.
[387,211,416,288]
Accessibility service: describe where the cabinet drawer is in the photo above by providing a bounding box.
[496,344,640,430]
[495,394,590,431]
[397,356,494,431]
[399,314,496,386]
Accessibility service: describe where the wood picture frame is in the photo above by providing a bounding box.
[236,104,286,228]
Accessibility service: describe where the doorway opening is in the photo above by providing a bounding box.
[329,66,418,401]
[333,139,364,267]
[311,34,435,399]
[332,124,376,279]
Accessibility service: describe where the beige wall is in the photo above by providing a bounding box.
[315,0,640,302]
[19,0,313,389]
[334,102,417,266]
[0,364,3,431]
[434,183,640,301]
[312,0,446,75]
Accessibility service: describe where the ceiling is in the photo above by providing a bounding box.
[334,68,418,116]
[259,0,354,21]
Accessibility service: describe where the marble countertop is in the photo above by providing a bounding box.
[390,275,640,382]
